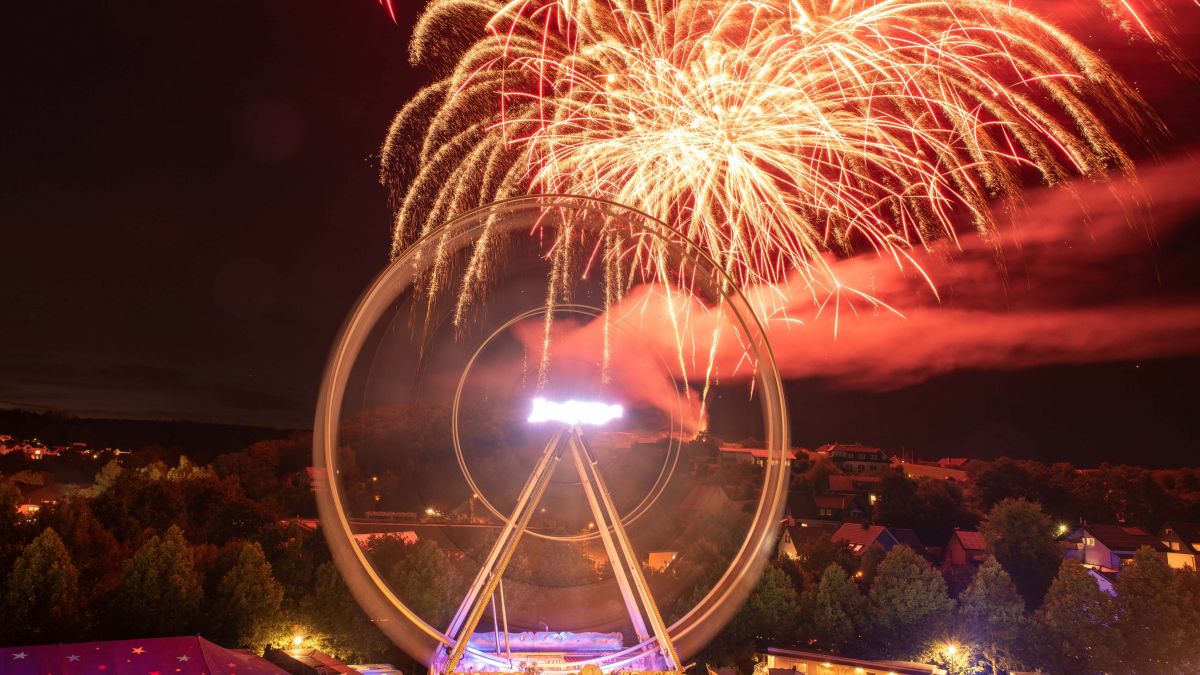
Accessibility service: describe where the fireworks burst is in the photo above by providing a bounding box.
[379,0,1166,397]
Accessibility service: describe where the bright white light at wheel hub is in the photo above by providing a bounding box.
[527,397,624,426]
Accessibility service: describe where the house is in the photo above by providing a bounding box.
[760,646,946,675]
[944,530,988,568]
[937,457,971,469]
[1087,567,1118,596]
[778,523,839,560]
[717,444,797,467]
[827,475,881,499]
[893,460,968,482]
[16,482,84,520]
[819,443,892,475]
[813,494,858,520]
[831,523,925,556]
[20,442,50,460]
[1158,521,1200,570]
[1066,524,1169,572]
[646,551,678,572]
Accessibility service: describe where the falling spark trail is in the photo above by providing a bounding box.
[377,0,1175,400]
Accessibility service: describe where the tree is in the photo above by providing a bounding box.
[968,459,1041,510]
[697,564,800,669]
[304,561,394,662]
[49,497,121,596]
[2,528,81,644]
[1034,560,1120,674]
[1175,569,1200,657]
[213,542,284,646]
[0,481,28,575]
[1116,547,1192,673]
[867,545,954,660]
[806,563,867,653]
[374,539,467,629]
[957,557,1027,674]
[856,543,887,590]
[913,478,979,545]
[873,471,924,529]
[979,498,1060,607]
[114,525,203,637]
[84,459,124,497]
[740,564,801,643]
[790,535,856,588]
[874,473,979,545]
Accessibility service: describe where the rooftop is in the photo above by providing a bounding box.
[951,529,987,552]
[1081,524,1169,552]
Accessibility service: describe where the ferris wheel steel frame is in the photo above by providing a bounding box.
[312,195,791,673]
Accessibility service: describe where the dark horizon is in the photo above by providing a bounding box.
[3,2,1200,466]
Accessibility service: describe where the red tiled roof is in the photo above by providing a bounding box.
[953,530,987,552]
[832,523,886,548]
[1084,524,1169,552]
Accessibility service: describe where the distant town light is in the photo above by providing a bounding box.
[527,397,623,426]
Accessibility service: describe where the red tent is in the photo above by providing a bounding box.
[0,636,286,675]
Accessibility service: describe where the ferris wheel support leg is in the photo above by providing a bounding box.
[569,439,651,643]
[568,429,682,673]
[438,429,566,674]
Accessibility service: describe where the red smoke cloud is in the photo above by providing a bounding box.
[517,153,1200,427]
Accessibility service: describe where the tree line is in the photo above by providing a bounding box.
[705,497,1200,674]
[6,432,1200,674]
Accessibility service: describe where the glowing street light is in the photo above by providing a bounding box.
[292,634,304,648]
[527,397,623,426]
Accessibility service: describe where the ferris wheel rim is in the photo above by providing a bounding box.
[312,194,790,666]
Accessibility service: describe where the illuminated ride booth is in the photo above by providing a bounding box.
[313,196,789,675]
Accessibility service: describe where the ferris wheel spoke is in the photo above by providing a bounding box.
[568,430,681,672]
[440,428,567,673]
[568,436,651,643]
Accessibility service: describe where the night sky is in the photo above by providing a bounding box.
[4,2,1199,466]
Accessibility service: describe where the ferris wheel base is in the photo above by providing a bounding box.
[440,651,679,675]
[435,427,683,675]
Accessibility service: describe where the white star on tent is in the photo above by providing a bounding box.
[177,655,190,662]
[68,655,81,662]
[12,652,28,660]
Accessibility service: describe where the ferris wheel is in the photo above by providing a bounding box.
[313,196,789,674]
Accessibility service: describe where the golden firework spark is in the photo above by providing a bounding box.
[379,0,1166,401]
[386,1,1158,300]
